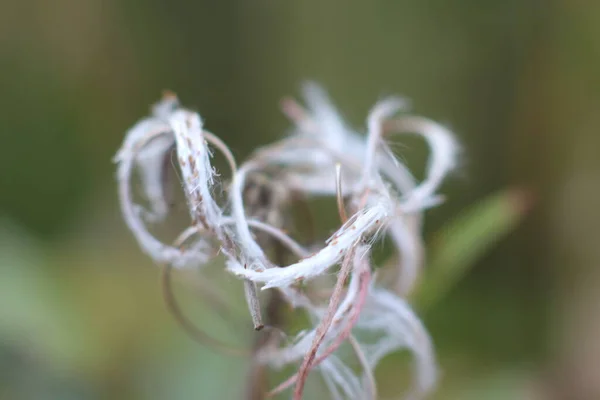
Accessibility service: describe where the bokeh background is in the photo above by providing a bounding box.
[1,1,600,399]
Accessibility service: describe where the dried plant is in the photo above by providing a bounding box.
[114,83,458,400]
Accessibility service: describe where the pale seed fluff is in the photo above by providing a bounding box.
[114,83,459,400]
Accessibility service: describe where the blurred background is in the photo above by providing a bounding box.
[1,1,600,399]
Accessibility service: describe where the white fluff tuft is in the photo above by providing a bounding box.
[228,200,391,289]
[115,83,460,400]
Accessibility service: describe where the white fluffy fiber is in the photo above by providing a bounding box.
[115,83,459,400]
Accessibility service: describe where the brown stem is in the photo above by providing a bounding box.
[268,265,372,398]
[161,262,249,357]
[292,249,356,400]
[245,241,288,400]
[243,174,292,400]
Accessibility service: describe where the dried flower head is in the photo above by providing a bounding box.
[114,83,458,400]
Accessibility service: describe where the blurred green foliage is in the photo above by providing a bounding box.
[417,189,531,310]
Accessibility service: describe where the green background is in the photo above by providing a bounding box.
[1,1,599,399]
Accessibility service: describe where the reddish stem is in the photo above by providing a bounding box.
[268,265,371,398]
[291,252,356,400]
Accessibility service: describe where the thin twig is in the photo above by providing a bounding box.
[245,280,264,331]
[243,175,294,400]
[268,265,372,398]
[203,130,238,172]
[205,130,265,330]
[161,262,249,357]
[162,220,307,350]
[348,334,377,400]
[291,249,357,400]
[335,163,348,223]
[161,227,247,354]
[313,266,371,368]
